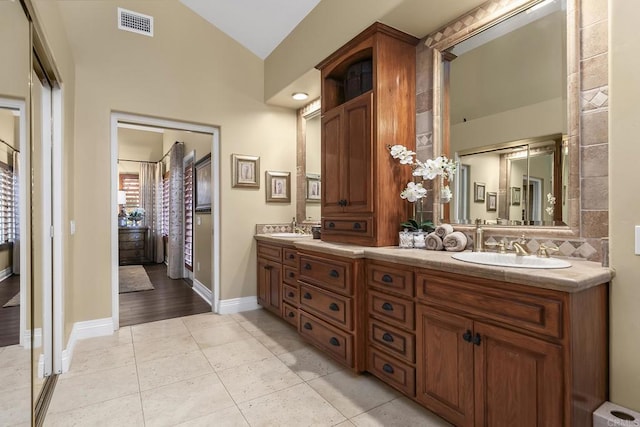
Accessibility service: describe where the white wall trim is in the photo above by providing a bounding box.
[192,278,212,306]
[52,86,65,375]
[217,296,260,315]
[61,317,114,373]
[0,267,13,282]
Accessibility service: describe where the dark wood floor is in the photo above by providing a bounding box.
[119,263,211,327]
[0,275,20,347]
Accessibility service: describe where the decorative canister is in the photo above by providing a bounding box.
[399,229,414,248]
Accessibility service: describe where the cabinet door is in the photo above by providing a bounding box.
[416,305,474,427]
[267,263,282,315]
[473,322,563,427]
[322,108,343,215]
[257,258,269,307]
[342,93,373,214]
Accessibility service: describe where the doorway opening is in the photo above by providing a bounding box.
[110,113,220,329]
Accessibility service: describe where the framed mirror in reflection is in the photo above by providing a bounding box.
[431,0,576,229]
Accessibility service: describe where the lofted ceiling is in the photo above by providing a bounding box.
[178,0,487,109]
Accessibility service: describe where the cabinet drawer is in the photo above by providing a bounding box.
[299,254,352,296]
[367,347,415,396]
[257,243,282,262]
[299,312,353,367]
[367,261,414,297]
[120,240,144,250]
[368,289,414,330]
[283,265,298,286]
[283,283,299,306]
[283,248,298,267]
[119,230,145,242]
[322,217,373,237]
[368,318,415,363]
[283,303,298,328]
[416,272,563,339]
[120,249,145,259]
[300,284,352,330]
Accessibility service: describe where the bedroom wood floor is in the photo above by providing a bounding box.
[119,263,211,327]
[0,274,20,347]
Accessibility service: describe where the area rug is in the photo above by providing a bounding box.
[2,292,19,308]
[119,265,155,293]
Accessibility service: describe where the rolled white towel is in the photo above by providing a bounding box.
[434,223,454,239]
[443,231,468,252]
[425,232,443,251]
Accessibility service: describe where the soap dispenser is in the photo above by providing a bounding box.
[473,218,484,252]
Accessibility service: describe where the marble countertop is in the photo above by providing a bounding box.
[255,234,614,293]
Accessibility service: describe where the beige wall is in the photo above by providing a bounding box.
[42,0,295,321]
[610,0,640,412]
[193,213,212,289]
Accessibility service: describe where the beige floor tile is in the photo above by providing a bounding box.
[72,327,132,354]
[182,312,236,332]
[43,393,144,427]
[252,329,310,355]
[131,317,190,342]
[229,308,274,323]
[176,405,250,427]
[190,322,252,349]
[133,333,200,363]
[47,364,140,415]
[277,346,344,381]
[351,397,452,427]
[201,337,273,372]
[64,343,135,378]
[141,373,235,427]
[307,370,399,418]
[0,344,31,369]
[237,315,293,335]
[334,421,356,426]
[238,382,346,427]
[137,350,214,391]
[0,387,31,426]
[0,361,31,393]
[217,356,303,403]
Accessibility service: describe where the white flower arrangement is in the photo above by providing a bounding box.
[388,144,456,202]
[127,207,145,220]
[545,193,556,216]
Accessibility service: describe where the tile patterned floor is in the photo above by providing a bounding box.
[43,309,451,426]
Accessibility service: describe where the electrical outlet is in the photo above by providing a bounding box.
[70,220,76,235]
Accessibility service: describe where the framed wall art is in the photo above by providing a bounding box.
[305,173,321,202]
[266,171,291,203]
[195,153,212,212]
[510,186,521,206]
[474,182,486,202]
[486,192,497,212]
[231,154,260,188]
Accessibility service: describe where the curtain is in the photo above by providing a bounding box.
[139,162,163,263]
[167,142,185,279]
[12,150,19,275]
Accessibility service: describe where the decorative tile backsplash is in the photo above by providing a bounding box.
[255,222,318,235]
[465,233,599,260]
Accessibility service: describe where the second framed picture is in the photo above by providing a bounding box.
[474,182,486,202]
[266,171,291,203]
[486,192,497,212]
[510,186,521,206]
[306,173,321,202]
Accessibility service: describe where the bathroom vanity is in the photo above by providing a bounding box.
[255,235,611,427]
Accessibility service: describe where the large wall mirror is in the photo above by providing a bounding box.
[296,99,321,224]
[430,0,579,234]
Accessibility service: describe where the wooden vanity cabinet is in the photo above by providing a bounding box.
[414,269,607,427]
[316,22,418,247]
[297,250,365,371]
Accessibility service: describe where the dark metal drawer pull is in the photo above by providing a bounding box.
[287,291,294,298]
[328,222,335,228]
[472,333,482,346]
[303,322,312,330]
[288,272,295,278]
[303,292,312,300]
[288,253,295,259]
[382,364,394,374]
[329,303,339,311]
[381,274,393,283]
[462,330,472,343]
[353,222,361,230]
[329,269,339,278]
[304,263,312,270]
[381,302,393,311]
[329,337,340,346]
[382,333,394,343]
[288,312,295,318]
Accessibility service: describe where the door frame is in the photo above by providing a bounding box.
[109,112,221,329]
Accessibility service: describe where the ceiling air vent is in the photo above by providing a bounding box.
[118,7,153,37]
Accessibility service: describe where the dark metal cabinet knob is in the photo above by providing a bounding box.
[472,333,482,346]
[303,322,312,330]
[381,274,393,283]
[288,272,295,278]
[287,291,294,298]
[288,312,295,318]
[329,269,339,278]
[329,337,340,346]
[353,222,361,230]
[304,263,312,270]
[303,292,312,300]
[382,333,394,343]
[463,330,472,343]
[381,302,393,311]
[329,303,339,311]
[328,222,335,228]
[382,364,394,374]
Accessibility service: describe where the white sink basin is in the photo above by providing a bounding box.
[451,252,571,269]
[269,233,310,238]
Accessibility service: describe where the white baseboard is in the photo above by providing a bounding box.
[0,266,12,282]
[217,296,260,315]
[192,279,212,306]
[61,317,114,374]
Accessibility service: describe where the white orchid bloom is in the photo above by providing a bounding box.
[440,185,452,203]
[389,145,416,165]
[400,182,427,202]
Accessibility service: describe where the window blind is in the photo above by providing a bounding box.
[119,173,140,209]
[184,160,193,270]
[0,163,15,244]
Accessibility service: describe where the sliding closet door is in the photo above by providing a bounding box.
[0,1,31,425]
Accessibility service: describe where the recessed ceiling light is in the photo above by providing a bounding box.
[292,92,309,101]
